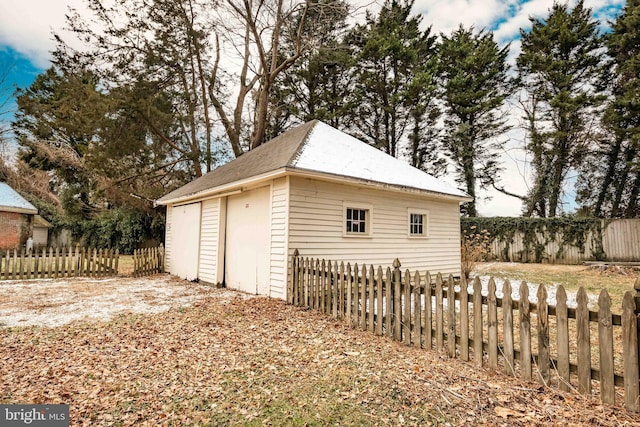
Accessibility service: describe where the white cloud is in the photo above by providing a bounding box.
[0,0,85,68]
[493,0,556,44]
[413,0,507,35]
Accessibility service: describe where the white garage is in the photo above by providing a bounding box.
[157,120,471,299]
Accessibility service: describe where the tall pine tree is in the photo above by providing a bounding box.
[349,0,438,160]
[518,0,606,217]
[439,26,512,216]
[265,0,353,137]
[578,0,640,217]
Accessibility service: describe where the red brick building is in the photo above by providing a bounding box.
[0,182,38,251]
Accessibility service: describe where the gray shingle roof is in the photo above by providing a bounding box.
[157,120,469,204]
[0,182,38,214]
[158,121,316,203]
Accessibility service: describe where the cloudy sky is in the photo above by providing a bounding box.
[0,0,626,215]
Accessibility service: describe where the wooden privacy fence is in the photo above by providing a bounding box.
[132,244,164,277]
[0,246,119,280]
[466,218,640,264]
[289,252,640,411]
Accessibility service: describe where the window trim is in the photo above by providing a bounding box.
[343,202,373,237]
[407,208,429,238]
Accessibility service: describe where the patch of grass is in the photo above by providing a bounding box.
[191,367,452,426]
[116,255,134,276]
[475,262,638,309]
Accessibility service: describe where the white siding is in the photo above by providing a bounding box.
[270,177,289,299]
[198,198,221,284]
[165,205,173,273]
[288,177,462,276]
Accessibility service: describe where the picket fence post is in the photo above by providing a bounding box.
[392,258,401,342]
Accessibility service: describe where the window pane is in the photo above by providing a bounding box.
[346,207,368,233]
[410,213,425,235]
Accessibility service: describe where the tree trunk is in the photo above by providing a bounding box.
[548,133,570,217]
[594,135,623,217]
[251,78,271,149]
[463,150,477,217]
[612,145,636,216]
[625,170,640,217]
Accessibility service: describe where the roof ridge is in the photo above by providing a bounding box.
[285,119,319,167]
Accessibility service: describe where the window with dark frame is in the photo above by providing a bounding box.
[346,207,367,233]
[409,214,425,236]
[407,212,429,237]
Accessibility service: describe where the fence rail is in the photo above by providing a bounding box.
[132,245,164,277]
[0,246,119,280]
[289,251,640,411]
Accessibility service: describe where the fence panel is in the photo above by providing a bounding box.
[603,219,640,261]
[459,276,469,361]
[471,218,640,264]
[503,280,514,376]
[0,246,119,280]
[290,253,640,411]
[577,288,592,394]
[519,282,532,380]
[473,278,483,368]
[622,291,639,411]
[132,245,164,277]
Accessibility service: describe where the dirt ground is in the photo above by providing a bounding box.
[1,274,639,425]
[0,274,247,328]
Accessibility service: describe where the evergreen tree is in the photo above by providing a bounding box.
[266,0,353,137]
[518,0,607,217]
[439,26,512,216]
[13,67,105,221]
[60,0,218,176]
[578,0,640,217]
[11,66,178,248]
[349,0,438,160]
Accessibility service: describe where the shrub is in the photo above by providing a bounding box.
[82,208,165,254]
[461,227,491,279]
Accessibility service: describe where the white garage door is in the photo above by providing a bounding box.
[225,186,270,295]
[171,202,201,281]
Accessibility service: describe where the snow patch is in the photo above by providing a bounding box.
[0,275,257,328]
[471,276,599,308]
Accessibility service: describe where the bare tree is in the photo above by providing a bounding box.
[213,0,350,154]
